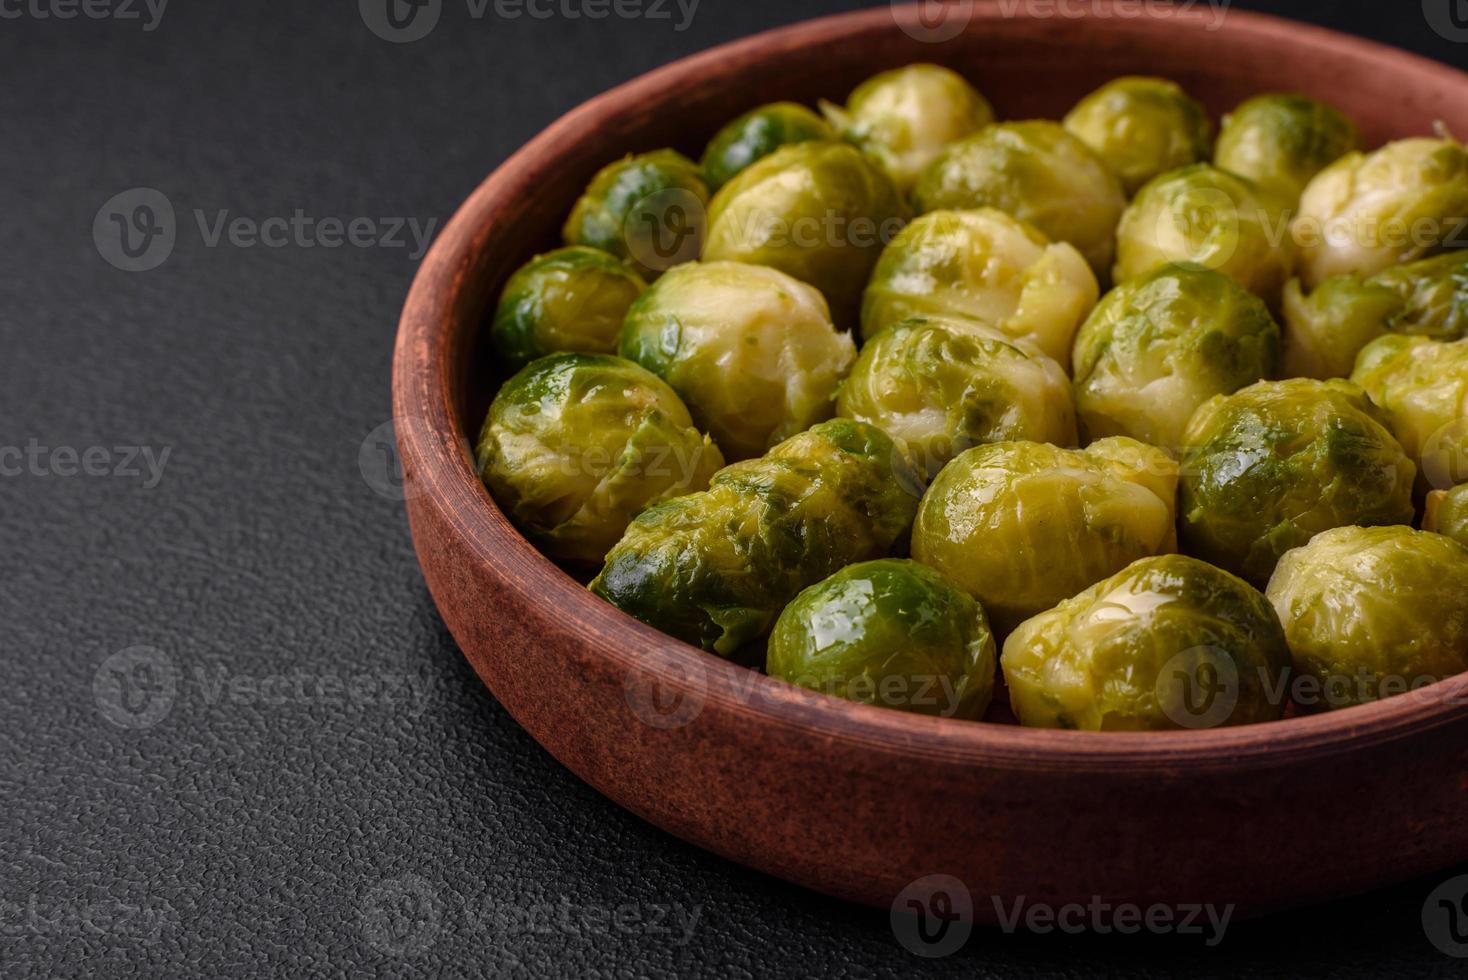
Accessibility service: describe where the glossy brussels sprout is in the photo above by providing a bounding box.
[767,559,997,719]
[1294,135,1468,290]
[1003,555,1290,731]
[700,102,835,192]
[859,208,1100,360]
[911,438,1179,635]
[590,420,923,657]
[912,121,1127,275]
[1266,525,1468,709]
[1062,76,1213,197]
[1425,485,1468,547]
[837,316,1077,477]
[1179,379,1417,585]
[1214,94,1359,205]
[477,353,724,565]
[1071,262,1281,449]
[1281,250,1468,378]
[619,261,855,462]
[820,64,995,193]
[1114,164,1294,305]
[1351,334,1468,493]
[703,141,908,327]
[562,150,710,279]
[489,247,646,368]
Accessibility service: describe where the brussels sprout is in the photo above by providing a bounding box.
[477,353,724,565]
[1294,135,1468,290]
[767,559,997,719]
[1062,76,1213,197]
[820,64,995,193]
[1425,484,1468,547]
[591,419,924,657]
[703,141,908,327]
[1281,250,1468,379]
[619,261,855,462]
[1179,379,1417,585]
[912,121,1126,276]
[1351,334,1468,493]
[1266,525,1468,709]
[700,102,836,193]
[489,247,647,368]
[1213,94,1360,205]
[837,316,1077,477]
[563,149,710,279]
[1072,262,1281,449]
[859,208,1100,360]
[1002,555,1290,731]
[1114,164,1294,306]
[911,438,1179,635]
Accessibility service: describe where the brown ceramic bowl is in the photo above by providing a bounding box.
[393,2,1468,920]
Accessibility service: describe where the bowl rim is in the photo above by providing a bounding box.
[393,0,1468,772]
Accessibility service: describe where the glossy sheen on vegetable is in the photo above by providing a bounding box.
[1003,555,1291,731]
[562,149,710,280]
[700,102,836,192]
[1063,76,1213,196]
[767,559,996,719]
[1351,334,1468,493]
[1213,93,1360,204]
[590,419,924,657]
[489,247,646,368]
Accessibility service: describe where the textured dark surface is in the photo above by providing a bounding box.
[3,1,1467,976]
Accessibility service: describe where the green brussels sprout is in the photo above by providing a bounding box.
[1072,262,1281,449]
[1213,94,1360,205]
[1003,555,1290,731]
[911,438,1179,635]
[1179,378,1417,585]
[591,419,924,657]
[703,141,908,328]
[1062,76,1213,197]
[1351,334,1468,493]
[767,559,997,719]
[1425,484,1468,547]
[700,102,836,193]
[837,316,1077,477]
[1281,251,1468,379]
[1294,135,1468,290]
[1114,163,1294,306]
[477,353,724,565]
[619,261,856,462]
[489,247,647,368]
[563,149,710,279]
[1266,525,1468,709]
[820,64,995,193]
[859,207,1100,360]
[912,121,1127,276]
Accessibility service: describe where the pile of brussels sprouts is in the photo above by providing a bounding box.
[476,64,1468,732]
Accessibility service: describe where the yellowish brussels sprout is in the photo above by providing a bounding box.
[1213,94,1360,205]
[767,559,997,719]
[859,208,1100,361]
[911,121,1127,276]
[489,246,646,368]
[1114,163,1294,306]
[1266,525,1468,710]
[820,64,995,193]
[1003,555,1290,731]
[911,438,1179,635]
[1293,135,1468,290]
[699,102,836,193]
[619,261,854,462]
[477,353,724,566]
[837,316,1077,478]
[1062,76,1213,197]
[1351,334,1468,493]
[563,150,710,279]
[1179,379,1417,585]
[703,141,908,327]
[1425,485,1468,547]
[1072,262,1281,449]
[590,419,924,657]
